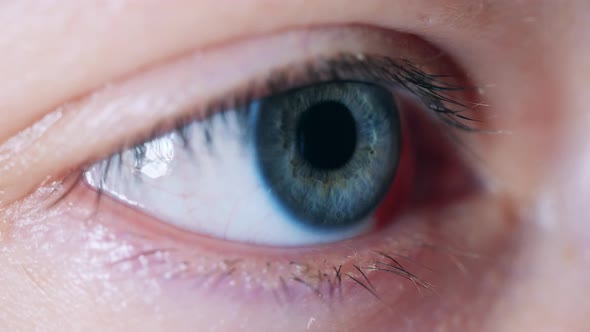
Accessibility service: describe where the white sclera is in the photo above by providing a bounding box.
[85,111,372,246]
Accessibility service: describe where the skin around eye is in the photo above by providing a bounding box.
[60,66,498,331]
[3,1,590,331]
[0,24,518,332]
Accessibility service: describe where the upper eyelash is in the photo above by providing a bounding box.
[152,53,478,161]
[193,53,477,132]
[164,53,478,151]
[70,53,480,196]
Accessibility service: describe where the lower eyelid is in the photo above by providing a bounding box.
[50,177,513,319]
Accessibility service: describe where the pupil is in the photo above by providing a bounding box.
[296,101,357,170]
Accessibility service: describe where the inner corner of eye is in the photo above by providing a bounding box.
[82,58,469,247]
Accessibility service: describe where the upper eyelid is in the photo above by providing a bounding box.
[0,26,467,206]
[0,0,488,145]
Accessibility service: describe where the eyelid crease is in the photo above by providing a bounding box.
[0,26,474,207]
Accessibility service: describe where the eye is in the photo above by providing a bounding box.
[85,80,403,246]
[82,46,478,249]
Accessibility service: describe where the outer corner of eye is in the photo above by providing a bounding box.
[83,50,479,249]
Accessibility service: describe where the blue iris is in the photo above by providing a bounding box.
[252,82,401,229]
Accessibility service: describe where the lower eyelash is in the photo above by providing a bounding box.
[96,215,486,308]
[106,237,440,303]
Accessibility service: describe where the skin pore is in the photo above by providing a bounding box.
[1,0,589,331]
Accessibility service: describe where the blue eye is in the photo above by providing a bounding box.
[253,81,400,229]
[83,53,472,246]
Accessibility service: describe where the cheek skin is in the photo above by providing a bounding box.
[0,179,520,331]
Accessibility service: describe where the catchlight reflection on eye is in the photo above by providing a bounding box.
[85,81,403,246]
